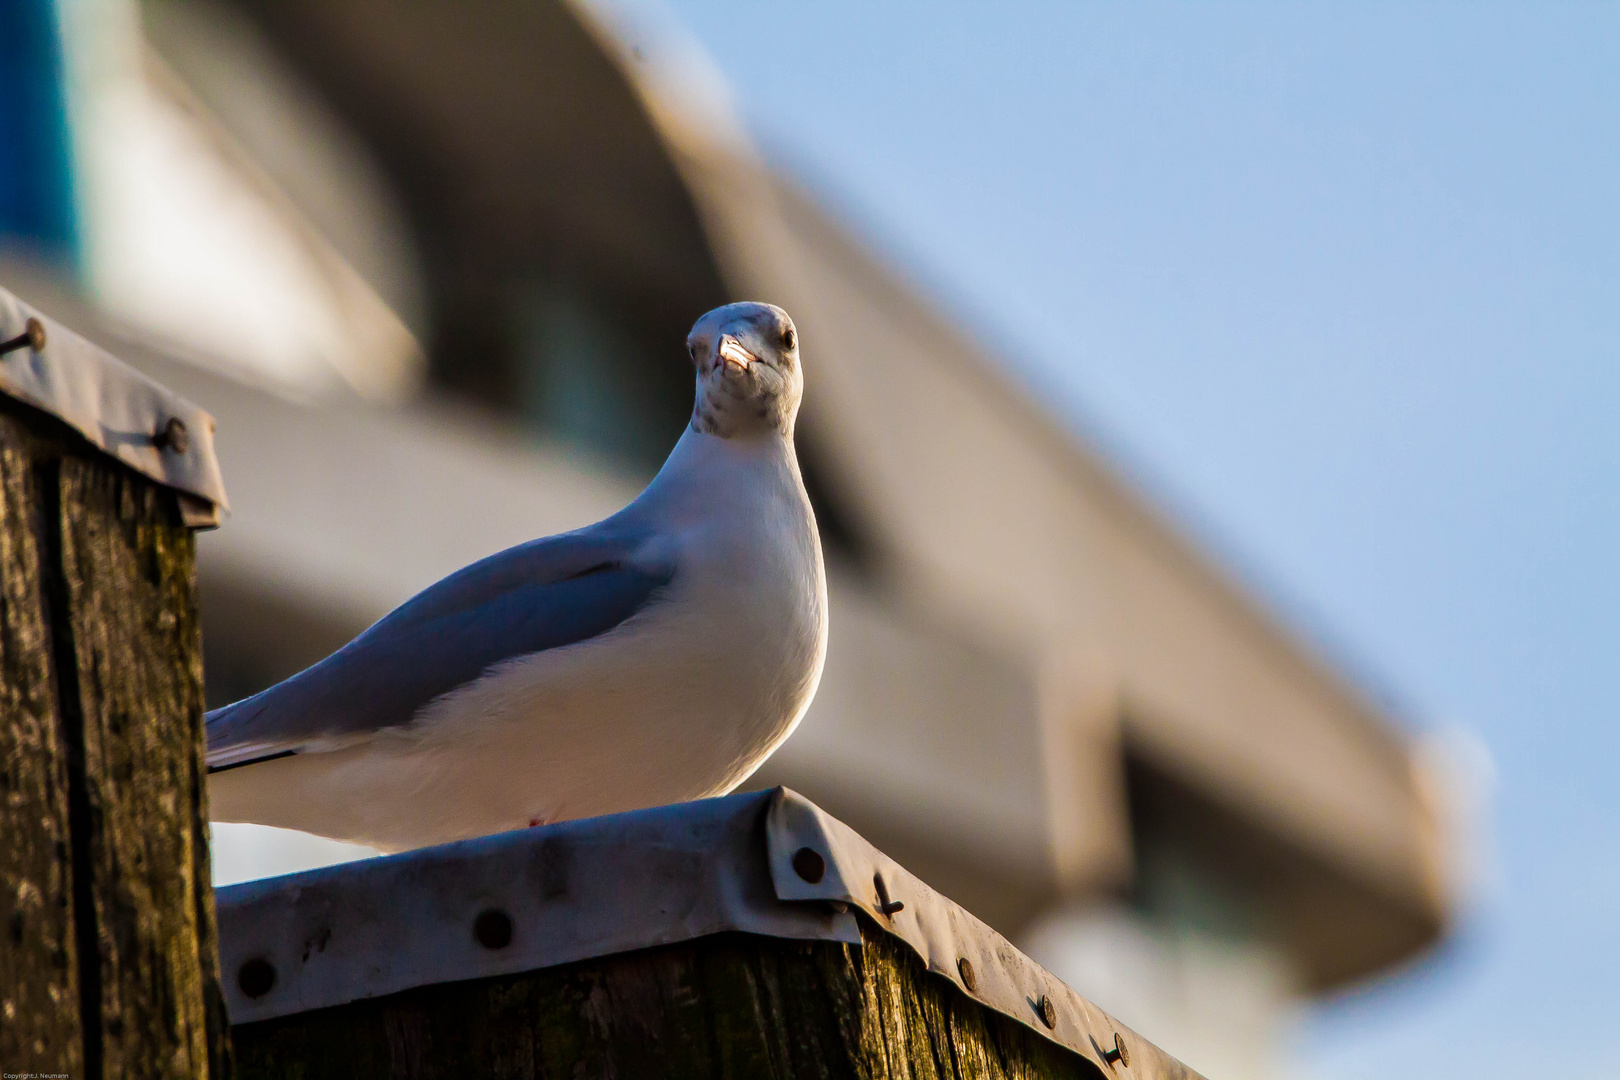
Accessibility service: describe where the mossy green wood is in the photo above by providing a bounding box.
[232,923,1113,1080]
[0,403,230,1079]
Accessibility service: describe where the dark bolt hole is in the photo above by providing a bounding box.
[791,847,825,884]
[957,957,977,992]
[474,908,514,950]
[238,957,276,999]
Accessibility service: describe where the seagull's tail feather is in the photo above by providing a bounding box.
[205,692,300,773]
[206,746,298,774]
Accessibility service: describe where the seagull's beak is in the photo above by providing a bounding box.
[717,335,756,372]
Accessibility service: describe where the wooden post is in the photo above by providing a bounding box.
[231,921,1124,1080]
[0,309,231,1078]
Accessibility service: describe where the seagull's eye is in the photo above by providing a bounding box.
[782,327,796,351]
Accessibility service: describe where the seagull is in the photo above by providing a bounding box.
[206,302,828,853]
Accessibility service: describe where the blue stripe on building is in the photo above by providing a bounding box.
[0,0,79,267]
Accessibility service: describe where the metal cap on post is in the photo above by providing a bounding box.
[217,789,1205,1079]
[0,286,230,1078]
[0,289,228,528]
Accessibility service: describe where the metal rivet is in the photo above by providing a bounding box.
[1103,1033,1130,1067]
[238,957,276,999]
[473,908,513,950]
[0,317,46,357]
[792,847,825,884]
[957,957,977,992]
[1037,993,1056,1029]
[155,417,189,454]
[873,872,904,916]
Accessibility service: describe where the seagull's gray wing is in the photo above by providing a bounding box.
[205,527,676,772]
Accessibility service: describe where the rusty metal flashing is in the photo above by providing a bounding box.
[0,288,228,527]
[215,788,1197,1078]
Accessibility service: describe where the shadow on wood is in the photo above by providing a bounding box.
[234,922,1111,1080]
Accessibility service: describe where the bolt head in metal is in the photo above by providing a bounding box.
[957,957,977,992]
[238,957,276,999]
[0,318,46,358]
[156,417,189,454]
[1112,1033,1130,1067]
[792,846,825,884]
[873,872,904,916]
[1037,993,1056,1029]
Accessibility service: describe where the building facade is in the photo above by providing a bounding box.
[0,2,1454,1075]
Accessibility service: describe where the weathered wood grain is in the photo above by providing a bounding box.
[0,400,229,1079]
[55,455,227,1079]
[232,923,1107,1080]
[0,428,83,1074]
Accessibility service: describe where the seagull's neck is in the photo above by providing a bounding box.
[630,427,802,524]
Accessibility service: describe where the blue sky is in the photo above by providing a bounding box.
[658,3,1620,1075]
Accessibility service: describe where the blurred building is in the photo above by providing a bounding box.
[0,1,1455,1076]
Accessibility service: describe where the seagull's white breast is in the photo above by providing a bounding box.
[226,430,828,852]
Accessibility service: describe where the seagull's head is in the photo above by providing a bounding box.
[686,301,802,440]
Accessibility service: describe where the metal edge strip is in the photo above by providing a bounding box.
[765,787,1202,1078]
[214,787,1202,1077]
[215,791,858,1026]
[0,287,228,525]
